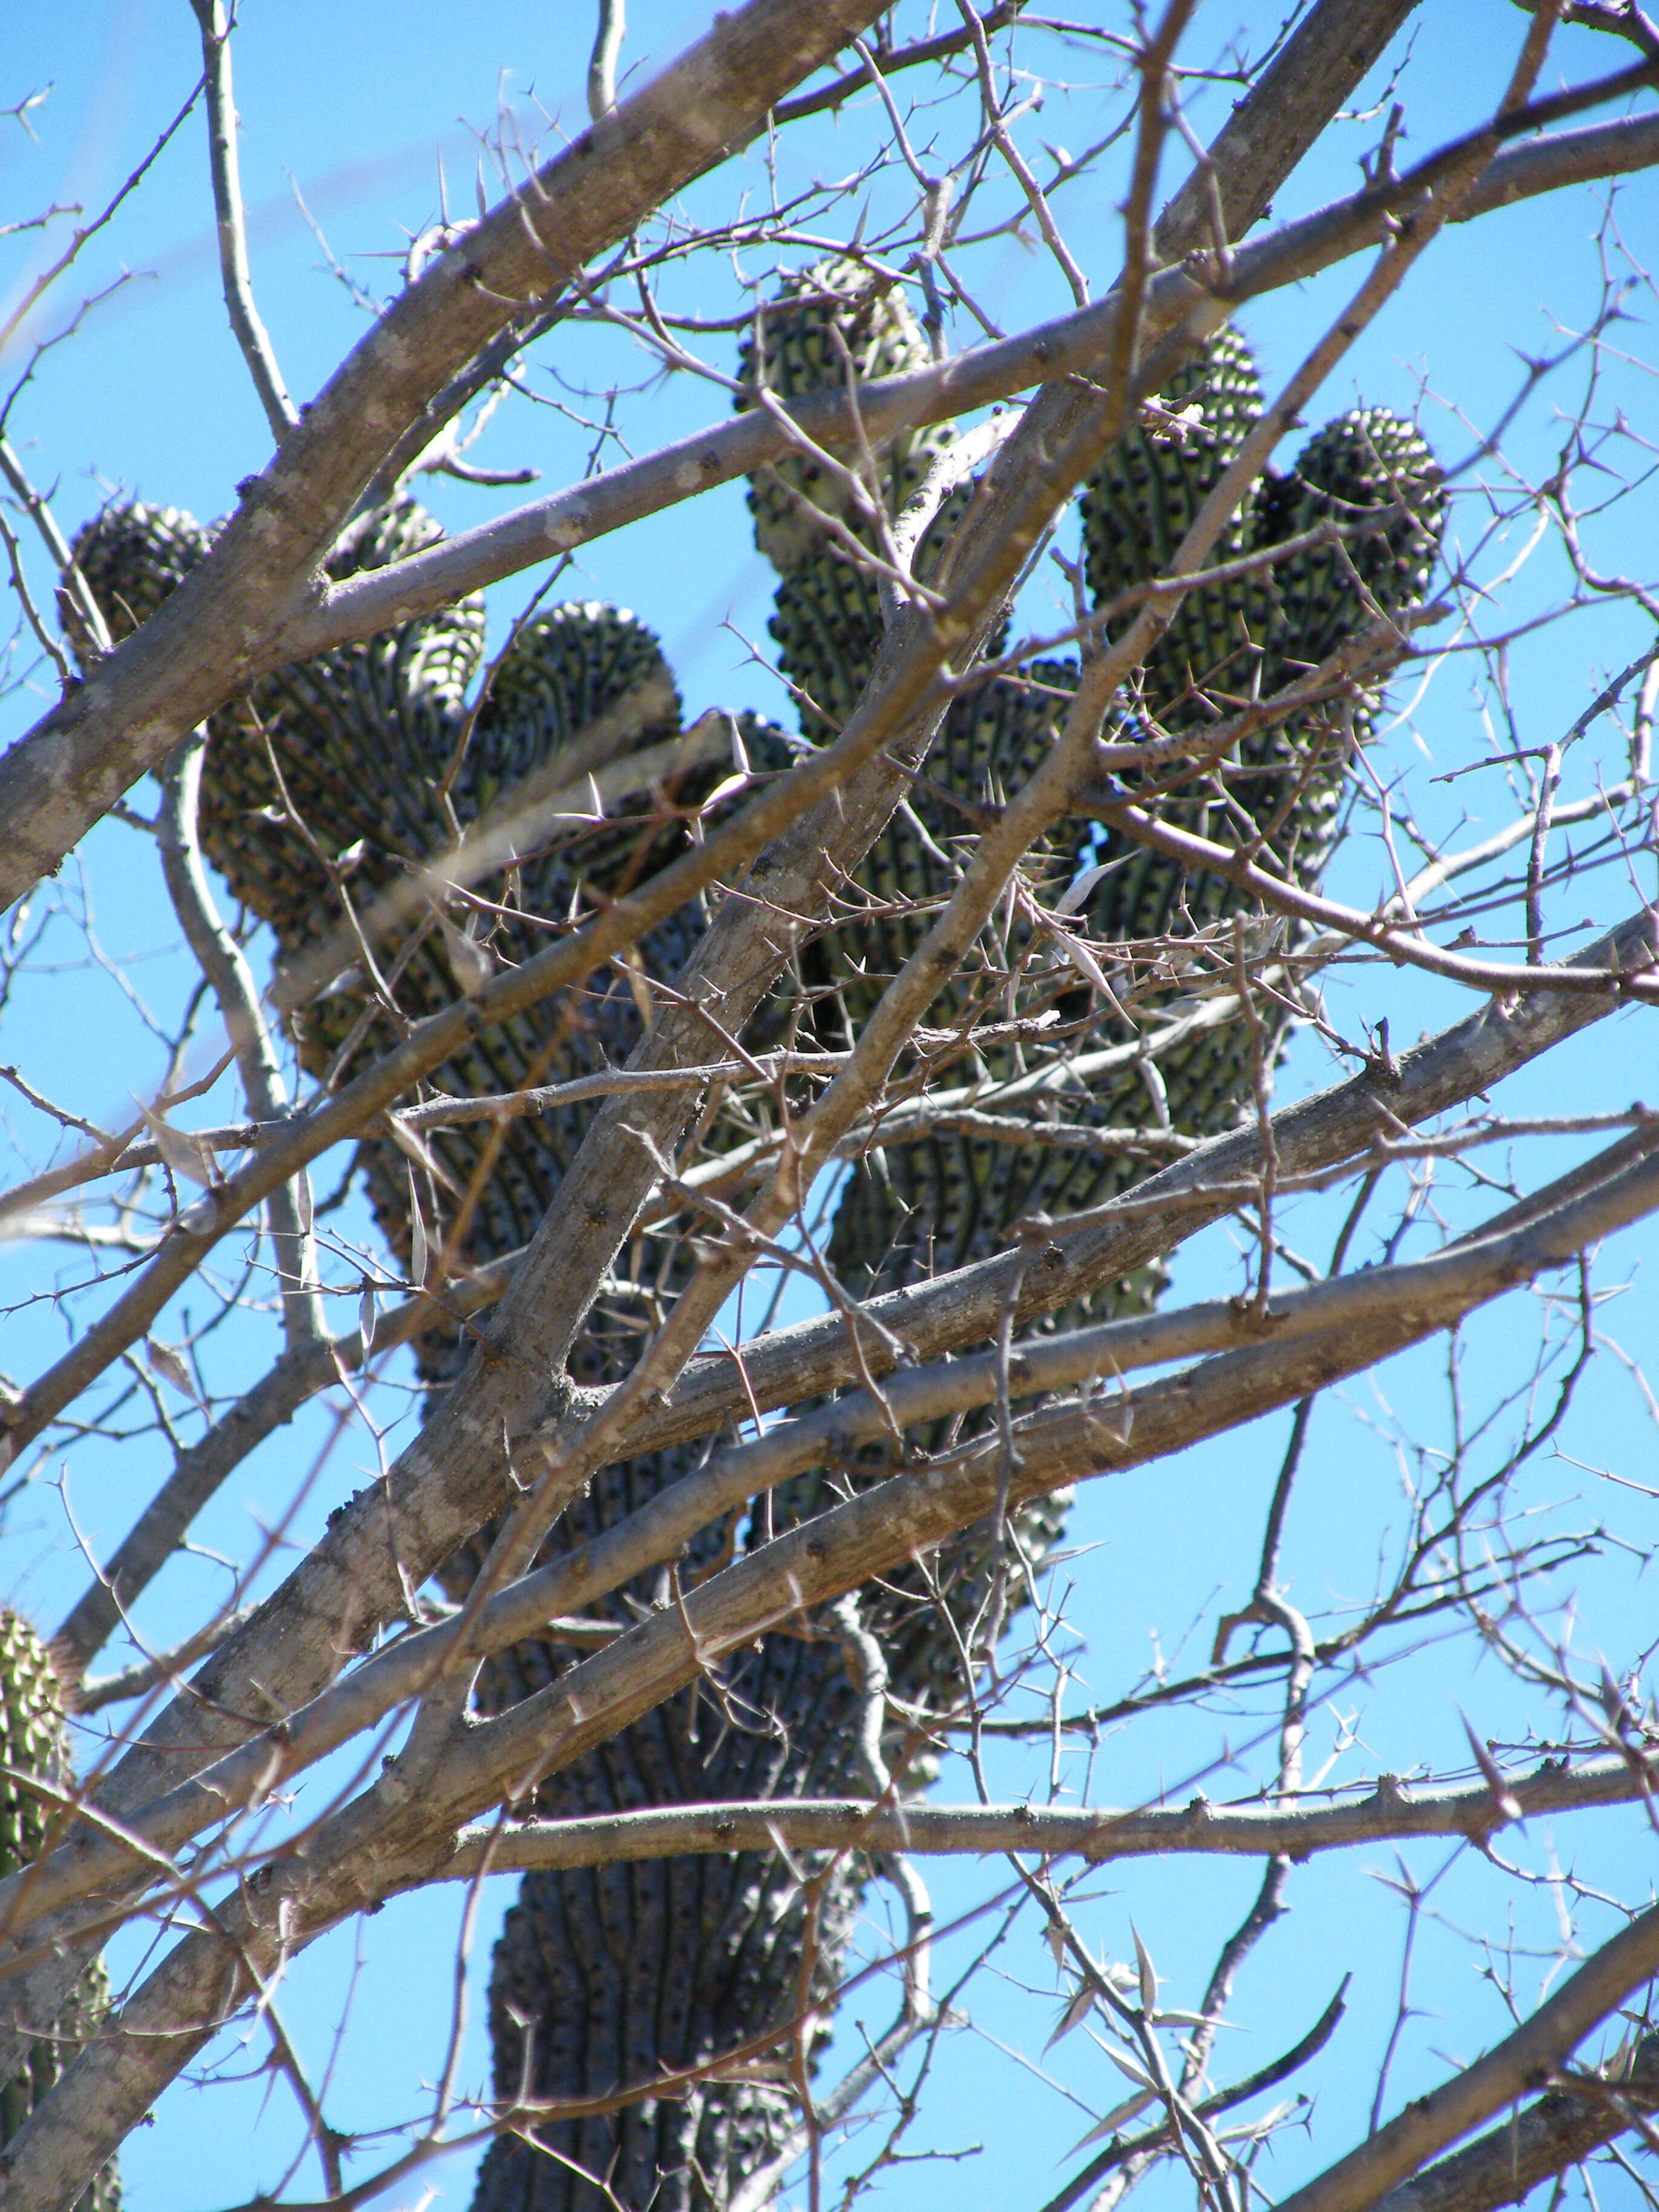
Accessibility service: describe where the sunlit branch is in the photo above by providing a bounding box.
[188,0,297,444]
[429,1755,1655,1876]
[0,0,897,912]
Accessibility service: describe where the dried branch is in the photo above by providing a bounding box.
[1373,2031,1659,2210]
[0,76,205,366]
[0,13,1435,1962]
[770,4,1031,127]
[5,1126,1652,2205]
[157,729,323,1356]
[0,625,1005,1456]
[21,890,1607,1911]
[0,439,110,660]
[1088,788,1659,1003]
[4,1126,1653,1988]
[52,1244,521,1677]
[620,906,1657,1464]
[587,0,626,121]
[5,72,1658,905]
[1275,1914,1659,2211]
[8,12,1659,2200]
[0,1050,862,1225]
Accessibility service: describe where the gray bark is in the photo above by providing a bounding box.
[1372,2034,1659,2210]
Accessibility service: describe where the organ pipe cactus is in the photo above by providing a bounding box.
[65,261,1441,2210]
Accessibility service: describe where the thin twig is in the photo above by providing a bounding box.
[189,0,297,441]
[158,731,323,1355]
[587,0,626,121]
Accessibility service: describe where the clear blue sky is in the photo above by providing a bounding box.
[2,4,1657,2207]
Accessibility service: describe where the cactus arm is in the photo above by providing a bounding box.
[0,1612,119,2210]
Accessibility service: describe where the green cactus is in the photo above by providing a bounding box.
[69,504,850,2208]
[1057,338,1445,1242]
[737,298,1444,1310]
[72,504,781,1358]
[1254,403,1447,662]
[1079,357,1443,943]
[739,259,954,576]
[739,260,968,744]
[65,276,1442,2212]
[1080,323,1265,712]
[0,1610,119,2210]
[483,281,1440,2209]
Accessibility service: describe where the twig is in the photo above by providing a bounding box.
[189,0,297,444]
[0,75,206,362]
[1091,793,1659,1005]
[586,907,1658,1480]
[771,5,1033,127]
[0,438,110,659]
[0,503,69,682]
[52,1244,520,1677]
[1372,2030,1659,2210]
[12,1130,1659,1959]
[73,1604,261,1711]
[1526,739,1563,962]
[158,730,323,1356]
[1041,1979,1352,2212]
[954,0,1090,307]
[1509,0,1659,60]
[587,0,626,121]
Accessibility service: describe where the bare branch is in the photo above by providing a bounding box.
[187,0,297,444]
[157,730,323,1356]
[5,1128,1654,1977]
[1276,1915,1659,2211]
[587,0,626,122]
[431,1757,1657,1876]
[1089,788,1659,1003]
[51,1244,521,1677]
[771,3,1032,127]
[4,1132,1653,2205]
[624,907,1658,1463]
[1373,2032,1659,2210]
